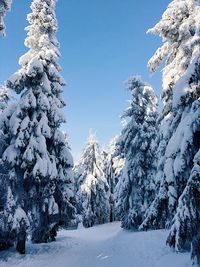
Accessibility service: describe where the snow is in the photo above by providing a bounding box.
[26,57,44,77]
[0,222,192,267]
[47,196,59,215]
[172,53,200,107]
[12,207,29,230]
[3,144,19,166]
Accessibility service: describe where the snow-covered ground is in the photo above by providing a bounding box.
[0,222,192,267]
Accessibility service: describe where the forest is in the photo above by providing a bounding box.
[0,0,199,266]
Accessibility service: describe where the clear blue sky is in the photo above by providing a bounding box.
[0,0,170,161]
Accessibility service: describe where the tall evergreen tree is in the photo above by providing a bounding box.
[104,135,124,222]
[0,0,12,35]
[2,0,75,248]
[141,0,200,231]
[75,132,110,228]
[116,76,158,229]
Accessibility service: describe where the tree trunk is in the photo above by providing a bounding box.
[16,229,26,254]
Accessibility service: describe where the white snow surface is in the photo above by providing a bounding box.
[0,222,192,267]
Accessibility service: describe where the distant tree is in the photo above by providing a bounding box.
[104,135,124,222]
[116,76,158,229]
[75,132,110,228]
[2,0,75,249]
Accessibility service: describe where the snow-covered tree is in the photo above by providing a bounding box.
[104,135,125,222]
[167,149,200,264]
[2,0,75,246]
[115,76,158,229]
[0,0,12,35]
[75,132,110,228]
[141,0,200,231]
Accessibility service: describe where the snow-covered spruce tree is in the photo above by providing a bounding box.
[0,0,12,35]
[115,76,158,229]
[3,0,75,245]
[166,149,200,263]
[76,132,110,228]
[140,0,200,231]
[104,135,125,222]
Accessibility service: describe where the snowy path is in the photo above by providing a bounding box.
[0,222,192,267]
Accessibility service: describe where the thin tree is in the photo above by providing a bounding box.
[116,76,158,229]
[75,132,110,228]
[104,135,124,222]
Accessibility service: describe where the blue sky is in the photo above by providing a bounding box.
[0,0,170,161]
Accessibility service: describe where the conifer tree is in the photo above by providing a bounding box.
[116,76,158,229]
[104,135,124,222]
[2,0,75,246]
[141,0,200,231]
[75,132,110,228]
